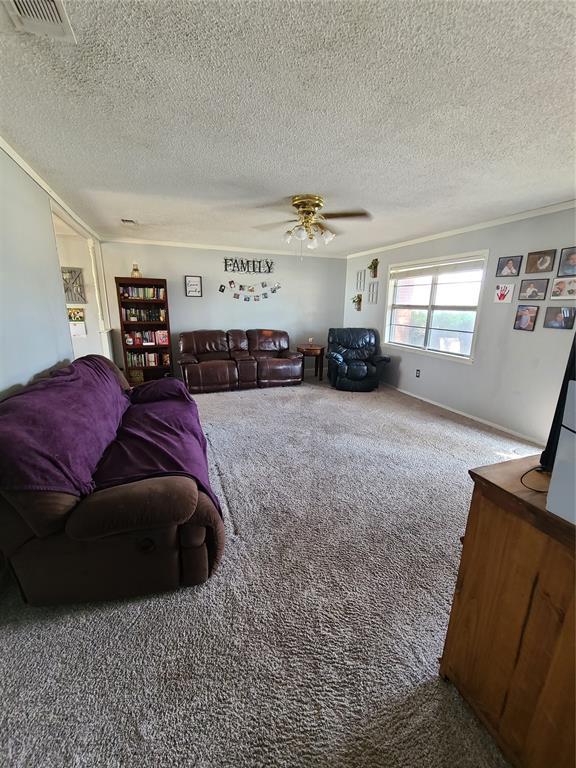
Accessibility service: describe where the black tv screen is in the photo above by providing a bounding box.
[540,334,576,472]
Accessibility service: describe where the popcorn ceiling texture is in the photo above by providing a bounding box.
[0,0,574,254]
[0,384,537,767]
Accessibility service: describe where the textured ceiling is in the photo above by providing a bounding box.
[0,0,574,256]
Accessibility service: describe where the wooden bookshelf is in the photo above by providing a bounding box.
[115,277,174,386]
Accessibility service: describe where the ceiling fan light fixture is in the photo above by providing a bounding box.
[322,229,335,244]
[283,230,293,244]
[307,236,318,250]
[294,225,307,241]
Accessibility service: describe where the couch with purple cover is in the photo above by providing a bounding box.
[0,355,224,606]
[178,328,303,394]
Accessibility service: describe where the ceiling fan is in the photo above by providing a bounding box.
[256,194,371,250]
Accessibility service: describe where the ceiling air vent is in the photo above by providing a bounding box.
[5,0,76,42]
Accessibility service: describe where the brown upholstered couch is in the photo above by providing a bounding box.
[0,356,224,606]
[178,329,303,394]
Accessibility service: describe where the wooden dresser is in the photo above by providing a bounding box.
[440,455,575,768]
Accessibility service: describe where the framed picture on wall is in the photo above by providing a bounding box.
[495,255,522,277]
[557,246,576,277]
[526,250,556,273]
[543,307,576,330]
[551,278,576,299]
[185,275,203,297]
[518,279,549,300]
[513,305,539,332]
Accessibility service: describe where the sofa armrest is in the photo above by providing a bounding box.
[372,355,391,364]
[230,351,253,361]
[65,476,199,540]
[178,353,199,365]
[279,350,303,361]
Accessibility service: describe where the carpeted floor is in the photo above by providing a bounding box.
[0,383,539,768]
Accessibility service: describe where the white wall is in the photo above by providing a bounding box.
[101,243,347,371]
[55,234,103,358]
[0,150,73,396]
[344,208,576,444]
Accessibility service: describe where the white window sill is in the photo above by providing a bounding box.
[382,341,476,365]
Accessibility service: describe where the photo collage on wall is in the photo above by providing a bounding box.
[218,279,282,302]
[494,246,576,332]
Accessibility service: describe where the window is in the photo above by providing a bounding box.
[386,255,485,359]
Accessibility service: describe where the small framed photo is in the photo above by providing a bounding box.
[543,306,576,330]
[494,284,514,303]
[496,255,522,277]
[513,305,539,332]
[184,275,202,297]
[526,250,556,273]
[67,307,85,322]
[551,278,576,299]
[557,247,576,277]
[218,284,226,293]
[518,279,548,301]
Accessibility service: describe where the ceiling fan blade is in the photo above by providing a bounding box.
[253,219,296,231]
[322,210,371,220]
[248,197,294,211]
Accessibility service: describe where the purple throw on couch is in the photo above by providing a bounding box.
[0,355,224,605]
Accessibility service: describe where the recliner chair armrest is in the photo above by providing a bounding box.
[372,355,391,364]
[178,354,199,365]
[279,350,303,361]
[327,351,345,365]
[65,477,199,540]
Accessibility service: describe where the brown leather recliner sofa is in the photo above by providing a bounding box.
[0,355,224,606]
[178,329,303,394]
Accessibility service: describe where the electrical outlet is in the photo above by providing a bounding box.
[416,369,421,378]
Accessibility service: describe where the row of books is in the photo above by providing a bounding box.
[121,307,166,322]
[125,330,169,347]
[119,285,166,300]
[127,351,171,368]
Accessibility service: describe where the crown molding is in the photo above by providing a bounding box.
[103,236,347,258]
[346,200,576,260]
[0,135,102,242]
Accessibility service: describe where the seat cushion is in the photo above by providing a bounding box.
[257,357,302,383]
[92,395,221,515]
[346,360,371,380]
[184,360,238,392]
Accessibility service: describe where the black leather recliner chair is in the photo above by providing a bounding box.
[327,328,390,392]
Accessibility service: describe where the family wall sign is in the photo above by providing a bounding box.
[223,258,274,274]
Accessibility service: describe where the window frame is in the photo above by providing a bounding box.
[384,250,488,363]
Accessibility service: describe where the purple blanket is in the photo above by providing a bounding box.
[0,357,130,496]
[93,379,221,513]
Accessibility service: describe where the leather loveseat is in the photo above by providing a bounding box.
[178,329,303,394]
[327,327,390,392]
[0,355,224,606]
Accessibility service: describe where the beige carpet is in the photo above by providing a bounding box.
[0,383,538,767]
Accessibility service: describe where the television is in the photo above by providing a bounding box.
[540,333,576,472]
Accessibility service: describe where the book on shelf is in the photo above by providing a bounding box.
[127,351,171,368]
[119,285,166,300]
[121,307,166,322]
[155,330,169,346]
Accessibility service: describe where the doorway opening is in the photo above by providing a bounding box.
[51,209,112,360]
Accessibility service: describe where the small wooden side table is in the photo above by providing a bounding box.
[297,345,325,381]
